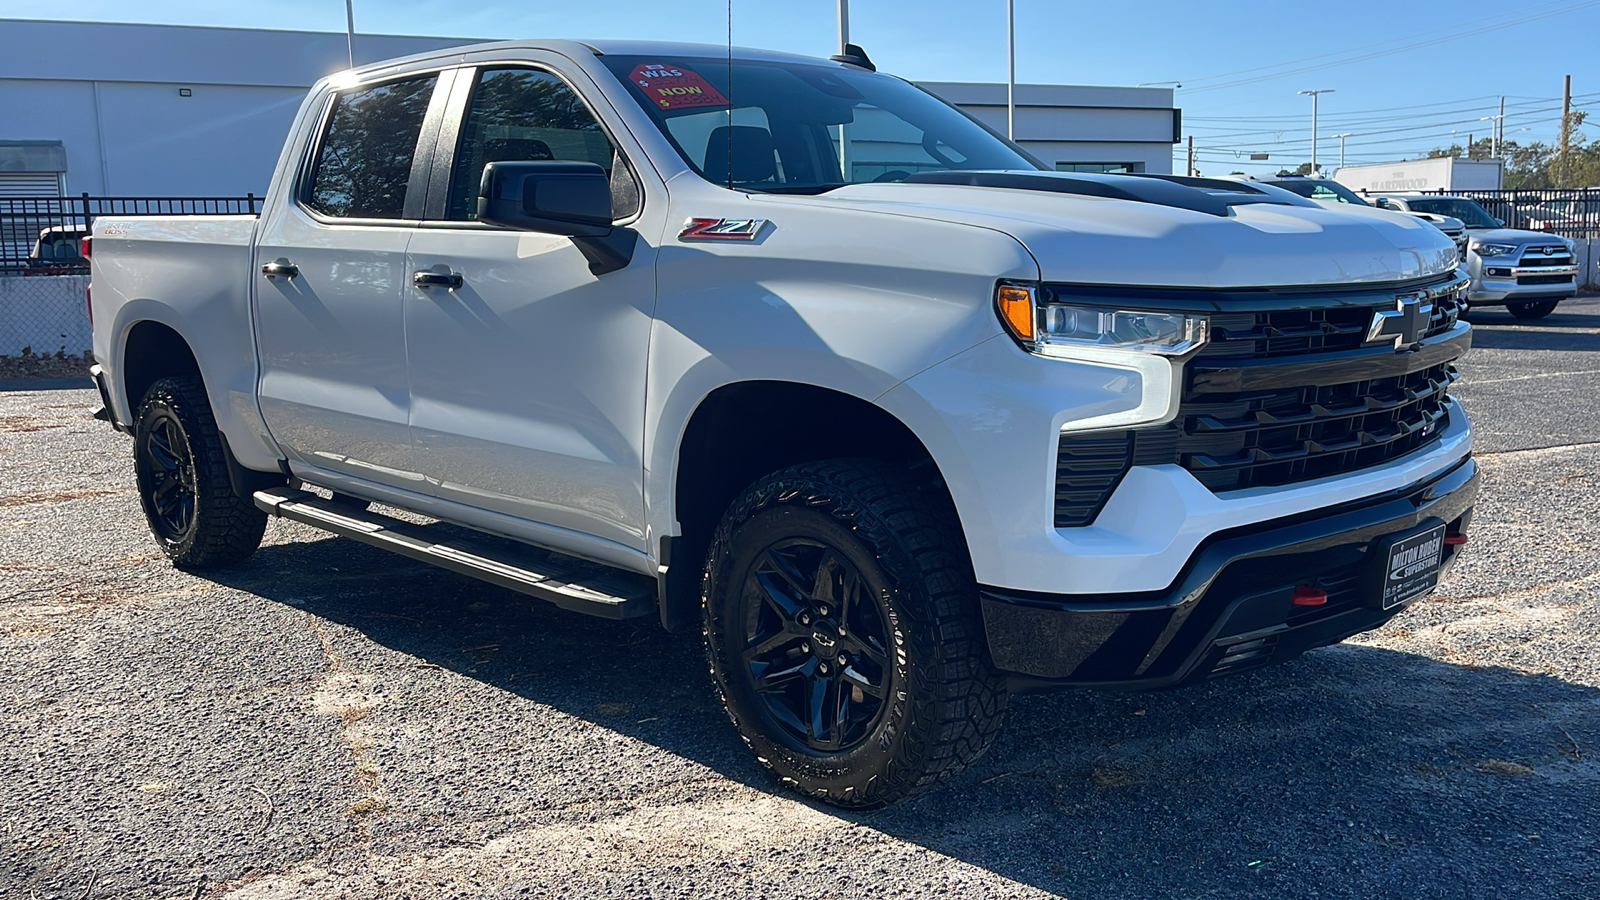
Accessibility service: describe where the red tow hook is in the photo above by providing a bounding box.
[1444,532,1468,546]
[1291,586,1329,607]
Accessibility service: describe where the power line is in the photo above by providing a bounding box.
[1181,0,1600,95]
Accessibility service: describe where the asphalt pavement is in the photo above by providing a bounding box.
[2,298,1598,899]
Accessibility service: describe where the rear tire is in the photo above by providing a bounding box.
[702,459,1007,809]
[133,375,266,568]
[1508,300,1558,320]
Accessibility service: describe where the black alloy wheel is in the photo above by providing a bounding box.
[132,376,267,567]
[703,459,1008,809]
[137,408,198,543]
[740,538,893,753]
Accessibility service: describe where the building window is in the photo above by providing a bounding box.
[1056,162,1144,174]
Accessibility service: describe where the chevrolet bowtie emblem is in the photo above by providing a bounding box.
[1367,296,1433,349]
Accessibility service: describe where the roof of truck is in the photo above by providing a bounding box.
[350,38,838,79]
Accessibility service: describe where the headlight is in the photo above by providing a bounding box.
[1473,242,1517,257]
[995,284,1208,357]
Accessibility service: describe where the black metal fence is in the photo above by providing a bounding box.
[0,193,261,273]
[1430,188,1600,239]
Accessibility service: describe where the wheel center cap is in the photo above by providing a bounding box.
[809,625,839,657]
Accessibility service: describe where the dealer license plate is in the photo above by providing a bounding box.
[1378,524,1447,610]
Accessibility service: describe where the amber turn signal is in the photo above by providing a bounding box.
[995,285,1036,342]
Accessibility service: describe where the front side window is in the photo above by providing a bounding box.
[306,74,438,219]
[447,68,617,221]
[601,55,1037,193]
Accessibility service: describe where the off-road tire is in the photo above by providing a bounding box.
[133,375,267,568]
[702,458,1008,809]
[1508,300,1558,320]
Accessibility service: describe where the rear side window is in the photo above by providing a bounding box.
[306,74,438,219]
[446,68,617,221]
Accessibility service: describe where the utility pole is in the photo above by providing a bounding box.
[837,0,849,54]
[1466,133,1474,159]
[1186,135,1195,176]
[1558,74,1572,187]
[1299,89,1334,173]
[344,0,356,68]
[1334,133,1351,170]
[1498,95,1504,158]
[1006,0,1015,141]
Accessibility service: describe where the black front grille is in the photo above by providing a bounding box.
[1175,364,1455,492]
[1200,307,1372,359]
[1518,273,1574,286]
[1199,288,1463,361]
[1519,252,1572,267]
[1050,276,1468,525]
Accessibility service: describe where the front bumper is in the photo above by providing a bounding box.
[981,456,1478,691]
[1467,267,1578,304]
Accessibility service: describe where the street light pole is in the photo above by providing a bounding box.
[344,0,356,68]
[1333,133,1351,170]
[1299,89,1334,173]
[1006,0,1015,141]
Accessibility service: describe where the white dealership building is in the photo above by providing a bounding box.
[0,18,1180,198]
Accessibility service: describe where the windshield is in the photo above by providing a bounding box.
[1269,179,1368,205]
[601,55,1038,193]
[1404,198,1499,228]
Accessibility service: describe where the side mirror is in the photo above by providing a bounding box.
[478,161,613,237]
[1493,217,1505,227]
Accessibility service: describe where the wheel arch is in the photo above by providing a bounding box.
[658,379,965,632]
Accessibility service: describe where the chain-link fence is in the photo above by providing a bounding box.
[0,194,259,360]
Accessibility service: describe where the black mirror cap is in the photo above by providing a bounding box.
[478,161,613,237]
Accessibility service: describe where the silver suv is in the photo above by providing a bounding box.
[1371,193,1577,320]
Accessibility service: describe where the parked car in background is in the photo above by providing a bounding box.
[1516,196,1600,232]
[25,225,89,272]
[1239,175,1469,257]
[86,39,1478,808]
[1371,194,1577,319]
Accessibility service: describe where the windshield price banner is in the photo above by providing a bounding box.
[630,63,729,111]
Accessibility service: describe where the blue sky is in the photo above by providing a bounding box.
[3,0,1596,175]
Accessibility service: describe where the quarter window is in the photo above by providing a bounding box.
[447,68,619,221]
[306,74,438,219]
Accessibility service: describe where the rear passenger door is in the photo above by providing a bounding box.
[403,63,657,555]
[255,70,451,492]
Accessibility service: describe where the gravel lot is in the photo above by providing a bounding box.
[3,299,1598,899]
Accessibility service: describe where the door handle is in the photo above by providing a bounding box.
[413,270,463,290]
[261,259,299,279]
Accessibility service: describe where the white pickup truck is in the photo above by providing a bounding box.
[87,39,1478,808]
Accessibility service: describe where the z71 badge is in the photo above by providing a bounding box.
[678,218,768,241]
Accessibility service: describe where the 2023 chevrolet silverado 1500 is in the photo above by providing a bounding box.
[87,40,1477,808]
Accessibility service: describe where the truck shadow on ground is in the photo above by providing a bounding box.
[209,533,1600,898]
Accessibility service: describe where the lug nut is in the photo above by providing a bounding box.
[837,654,848,666]
[800,642,810,653]
[818,605,830,616]
[819,663,829,674]
[798,613,810,625]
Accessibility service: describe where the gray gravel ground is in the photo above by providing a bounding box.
[2,299,1598,899]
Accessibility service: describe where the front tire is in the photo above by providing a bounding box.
[1508,300,1559,320]
[702,459,1007,809]
[133,375,266,568]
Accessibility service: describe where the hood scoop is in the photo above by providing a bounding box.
[902,171,1311,218]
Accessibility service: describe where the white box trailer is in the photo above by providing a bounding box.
[1332,157,1504,193]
